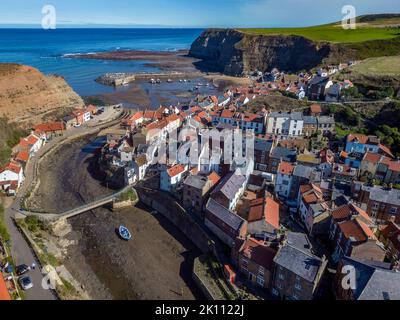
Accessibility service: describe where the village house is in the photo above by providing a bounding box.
[181,171,220,216]
[254,135,275,171]
[72,108,91,125]
[288,164,321,203]
[0,161,24,196]
[332,163,357,185]
[302,116,318,137]
[128,111,144,130]
[319,148,335,179]
[329,203,385,263]
[307,76,329,101]
[15,133,43,158]
[210,171,246,211]
[275,161,295,199]
[160,164,188,192]
[309,104,322,117]
[272,232,327,300]
[231,237,277,290]
[376,222,400,264]
[62,115,77,129]
[267,146,297,174]
[265,112,304,137]
[359,152,400,185]
[316,116,335,136]
[334,256,400,300]
[298,183,331,235]
[205,198,248,247]
[247,195,281,236]
[324,83,342,102]
[132,154,149,182]
[352,183,400,224]
[34,121,65,142]
[344,134,381,168]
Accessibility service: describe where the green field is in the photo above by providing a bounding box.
[348,55,400,76]
[238,15,400,43]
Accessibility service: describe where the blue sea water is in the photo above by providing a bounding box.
[0,28,203,96]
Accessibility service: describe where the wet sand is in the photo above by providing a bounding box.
[68,49,201,74]
[29,136,202,300]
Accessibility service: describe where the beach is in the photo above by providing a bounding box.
[28,135,202,300]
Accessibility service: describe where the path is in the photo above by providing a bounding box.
[3,106,125,300]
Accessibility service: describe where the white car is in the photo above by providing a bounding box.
[19,276,33,290]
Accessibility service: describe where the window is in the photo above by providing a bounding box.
[259,266,265,276]
[257,275,265,287]
[279,273,284,280]
[373,202,379,209]
[390,207,398,215]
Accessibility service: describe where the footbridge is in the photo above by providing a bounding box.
[18,186,135,222]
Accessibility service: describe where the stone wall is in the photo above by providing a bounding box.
[135,186,214,254]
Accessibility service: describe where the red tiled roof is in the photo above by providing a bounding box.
[339,219,369,242]
[248,198,264,222]
[129,111,143,122]
[278,161,294,175]
[363,152,381,164]
[378,144,394,158]
[143,110,155,119]
[220,109,234,119]
[0,275,11,301]
[15,151,29,162]
[208,171,221,186]
[35,122,64,133]
[264,197,280,230]
[166,114,180,124]
[0,161,22,175]
[239,237,276,270]
[310,104,322,114]
[167,164,186,177]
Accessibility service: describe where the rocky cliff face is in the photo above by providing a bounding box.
[189,29,332,75]
[0,64,84,126]
[190,28,400,76]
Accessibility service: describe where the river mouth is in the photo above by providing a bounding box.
[30,135,202,300]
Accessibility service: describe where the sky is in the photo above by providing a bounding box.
[0,0,399,28]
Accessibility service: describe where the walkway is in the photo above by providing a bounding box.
[3,106,126,300]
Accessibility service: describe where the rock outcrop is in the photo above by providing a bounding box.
[0,64,84,126]
[189,28,400,76]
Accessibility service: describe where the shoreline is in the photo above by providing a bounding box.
[26,134,203,300]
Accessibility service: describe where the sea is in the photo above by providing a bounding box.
[0,28,203,96]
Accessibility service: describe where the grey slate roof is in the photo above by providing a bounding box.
[269,111,303,121]
[183,174,208,190]
[274,232,322,283]
[340,256,400,300]
[317,116,335,124]
[211,171,246,200]
[293,165,313,179]
[206,198,244,231]
[254,139,274,152]
[271,147,297,162]
[364,186,400,206]
[303,116,317,125]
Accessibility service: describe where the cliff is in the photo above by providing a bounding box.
[0,64,84,126]
[189,28,400,76]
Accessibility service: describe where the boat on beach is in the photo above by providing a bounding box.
[118,225,132,241]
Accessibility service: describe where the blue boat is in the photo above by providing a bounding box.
[118,226,132,241]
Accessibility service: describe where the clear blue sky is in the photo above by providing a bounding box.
[1,0,399,27]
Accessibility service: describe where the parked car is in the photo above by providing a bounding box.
[19,276,33,290]
[16,264,30,276]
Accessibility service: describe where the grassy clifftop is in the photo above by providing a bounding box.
[238,14,400,43]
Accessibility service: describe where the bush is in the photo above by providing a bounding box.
[0,204,10,242]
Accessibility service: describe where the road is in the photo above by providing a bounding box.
[2,106,125,300]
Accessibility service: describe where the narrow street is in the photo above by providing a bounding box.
[2,106,124,300]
